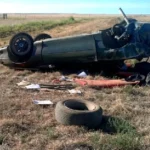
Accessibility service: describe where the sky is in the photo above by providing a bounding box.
[0,0,150,14]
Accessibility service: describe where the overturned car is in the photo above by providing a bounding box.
[0,8,150,69]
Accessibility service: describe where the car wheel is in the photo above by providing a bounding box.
[55,99,103,129]
[34,33,51,41]
[9,32,33,57]
[111,24,125,36]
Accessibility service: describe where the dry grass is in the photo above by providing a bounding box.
[0,14,150,150]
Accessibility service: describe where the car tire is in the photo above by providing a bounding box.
[34,33,51,41]
[111,24,125,36]
[9,32,33,57]
[55,99,103,129]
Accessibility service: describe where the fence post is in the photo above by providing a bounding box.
[3,14,7,19]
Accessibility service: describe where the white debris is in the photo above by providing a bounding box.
[78,71,87,78]
[68,89,82,94]
[60,76,67,81]
[17,80,30,86]
[25,84,40,89]
[33,100,53,105]
[60,76,73,82]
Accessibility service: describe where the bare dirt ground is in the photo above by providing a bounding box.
[0,14,150,150]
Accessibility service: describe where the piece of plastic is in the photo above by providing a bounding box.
[33,100,53,105]
[60,76,67,81]
[59,76,73,82]
[17,80,30,86]
[68,89,82,94]
[78,71,87,78]
[75,79,139,87]
[25,84,40,89]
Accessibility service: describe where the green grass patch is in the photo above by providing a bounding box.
[0,17,84,38]
[90,130,141,150]
[89,117,142,150]
[46,127,59,140]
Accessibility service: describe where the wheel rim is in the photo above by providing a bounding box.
[14,37,29,54]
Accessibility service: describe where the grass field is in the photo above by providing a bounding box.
[0,14,150,150]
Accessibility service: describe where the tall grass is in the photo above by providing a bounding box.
[89,118,142,150]
[0,17,80,38]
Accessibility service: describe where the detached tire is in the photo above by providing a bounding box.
[55,99,103,129]
[34,33,51,41]
[9,32,33,57]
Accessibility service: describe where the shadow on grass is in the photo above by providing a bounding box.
[12,61,121,76]
[57,116,138,150]
[98,115,136,134]
[87,116,142,150]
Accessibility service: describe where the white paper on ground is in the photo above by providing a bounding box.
[25,84,40,89]
[68,89,82,94]
[33,100,53,105]
[78,71,87,78]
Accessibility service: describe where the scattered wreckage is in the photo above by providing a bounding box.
[0,8,150,69]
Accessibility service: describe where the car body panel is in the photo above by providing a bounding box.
[41,33,98,64]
